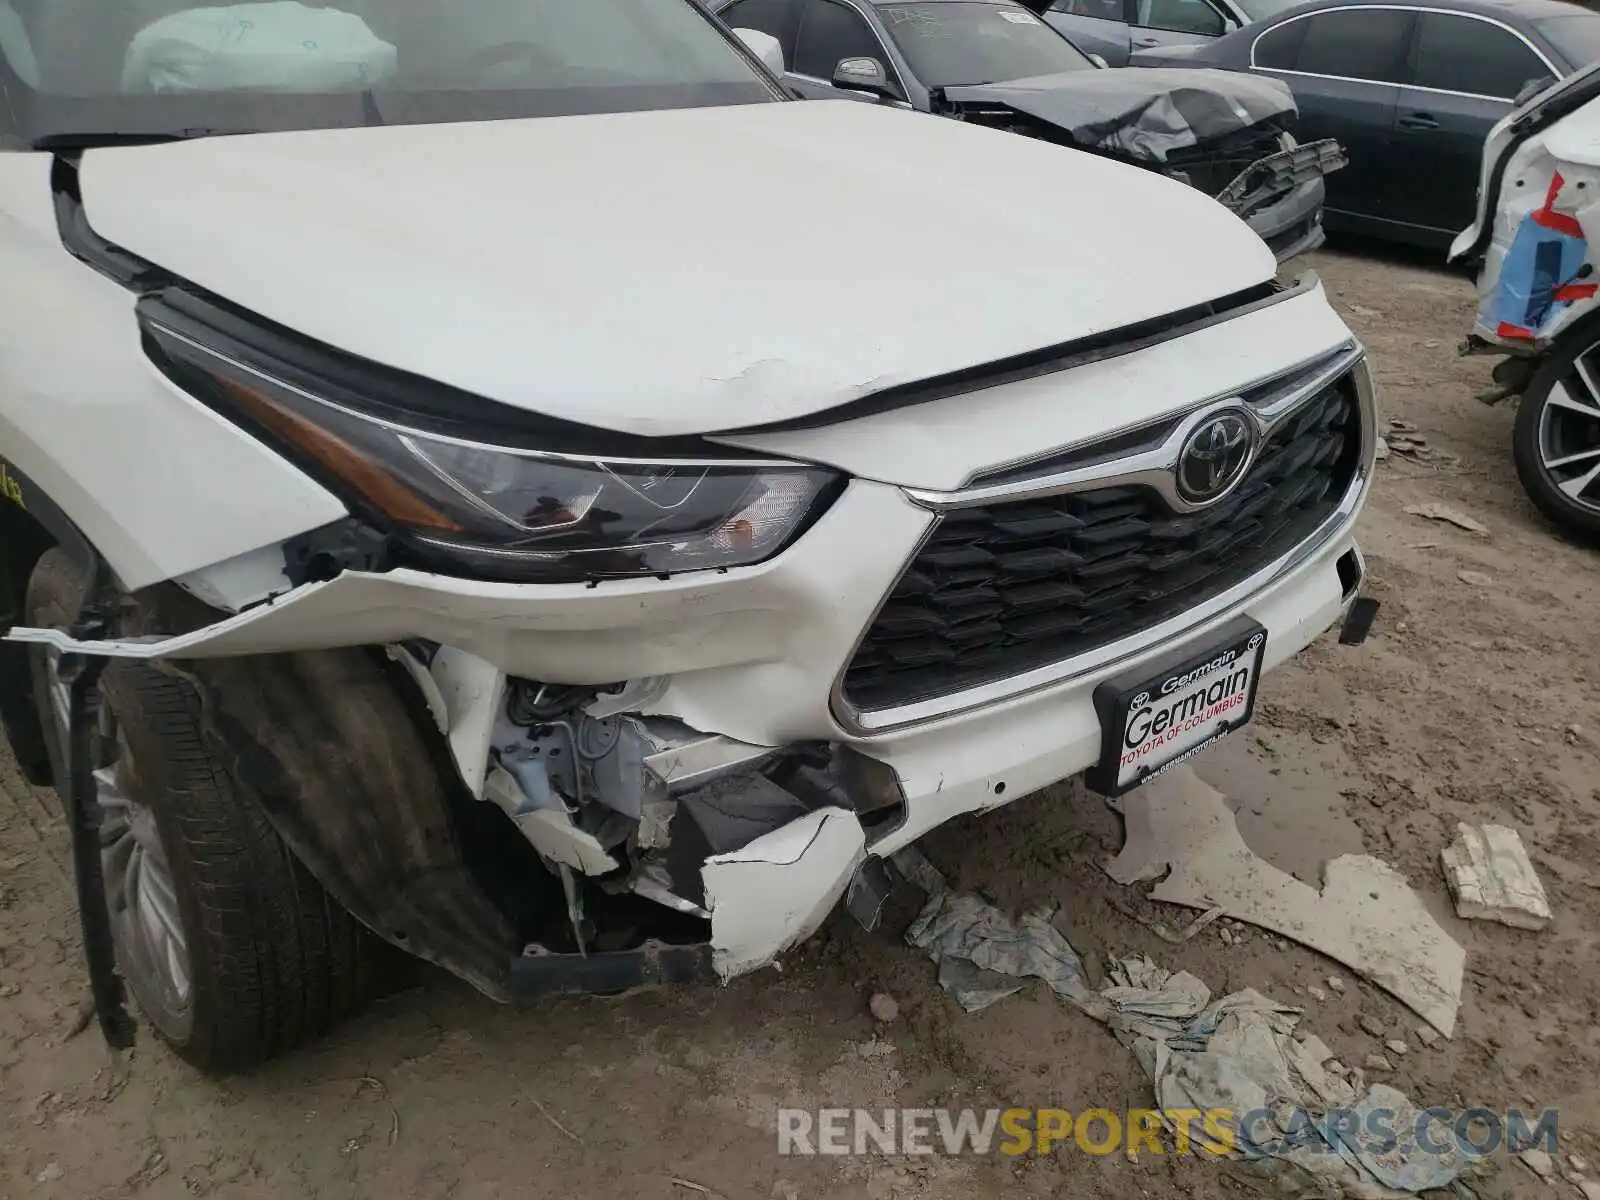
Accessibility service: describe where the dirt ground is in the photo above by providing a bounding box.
[4,244,1600,1200]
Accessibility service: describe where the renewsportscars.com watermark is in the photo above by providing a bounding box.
[777,1107,1559,1158]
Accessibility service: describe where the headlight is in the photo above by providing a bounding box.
[141,309,841,583]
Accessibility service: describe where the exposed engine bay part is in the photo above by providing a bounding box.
[3,580,911,984]
[478,674,904,975]
[662,771,813,905]
[391,642,780,812]
[486,767,622,876]
[489,702,781,828]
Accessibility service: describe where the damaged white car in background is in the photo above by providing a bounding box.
[1,0,1375,1072]
[1452,63,1600,541]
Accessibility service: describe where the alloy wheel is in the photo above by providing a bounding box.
[1536,349,1600,515]
[46,657,194,1039]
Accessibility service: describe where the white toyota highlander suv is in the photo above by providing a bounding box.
[0,0,1374,1071]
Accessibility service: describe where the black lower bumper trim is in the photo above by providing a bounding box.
[510,941,715,998]
[1339,596,1380,645]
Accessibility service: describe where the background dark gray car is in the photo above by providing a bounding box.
[1028,0,1299,66]
[710,0,1342,260]
[1129,0,1600,246]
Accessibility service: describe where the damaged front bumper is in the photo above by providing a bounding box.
[5,497,1370,997]
[4,285,1376,998]
[1222,139,1345,263]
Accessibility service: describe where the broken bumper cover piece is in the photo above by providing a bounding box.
[504,814,867,994]
[703,807,867,979]
[1226,140,1345,263]
[1217,138,1346,221]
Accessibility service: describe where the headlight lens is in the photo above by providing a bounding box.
[145,320,840,583]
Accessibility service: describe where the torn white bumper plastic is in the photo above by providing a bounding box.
[702,807,866,979]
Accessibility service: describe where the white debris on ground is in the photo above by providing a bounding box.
[892,851,1466,1198]
[1099,955,1209,1040]
[1440,824,1552,931]
[894,846,1105,1017]
[1105,767,1464,1037]
[1402,503,1489,536]
[1519,1147,1556,1180]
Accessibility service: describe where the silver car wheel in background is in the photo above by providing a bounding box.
[1537,350,1600,515]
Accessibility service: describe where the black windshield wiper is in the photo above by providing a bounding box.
[29,128,250,151]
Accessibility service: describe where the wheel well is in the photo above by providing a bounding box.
[0,499,58,784]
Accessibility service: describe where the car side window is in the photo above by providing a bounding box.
[1291,7,1413,81]
[1136,0,1227,37]
[0,0,36,89]
[1050,0,1132,22]
[718,0,803,63]
[794,0,888,78]
[1252,18,1307,68]
[1409,12,1551,99]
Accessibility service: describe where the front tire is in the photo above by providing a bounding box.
[26,548,381,1072]
[1512,321,1600,543]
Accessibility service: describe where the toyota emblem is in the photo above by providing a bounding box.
[1175,409,1256,505]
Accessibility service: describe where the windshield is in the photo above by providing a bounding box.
[0,0,780,146]
[1535,14,1600,70]
[880,2,1093,87]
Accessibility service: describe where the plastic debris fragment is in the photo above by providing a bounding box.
[1441,823,1552,930]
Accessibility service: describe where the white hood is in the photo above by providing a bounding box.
[80,99,1274,436]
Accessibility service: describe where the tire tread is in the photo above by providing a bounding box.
[25,549,379,1073]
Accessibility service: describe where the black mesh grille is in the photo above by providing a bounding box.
[843,379,1363,712]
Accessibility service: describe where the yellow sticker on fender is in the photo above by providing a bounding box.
[0,460,25,508]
